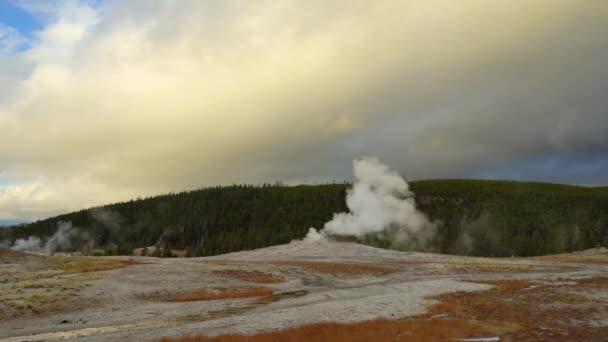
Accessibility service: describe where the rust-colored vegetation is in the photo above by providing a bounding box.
[160,318,498,342]
[212,269,286,284]
[575,275,608,285]
[168,288,273,302]
[269,260,399,277]
[421,278,608,340]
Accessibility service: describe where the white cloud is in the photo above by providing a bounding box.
[0,0,607,219]
[0,23,28,54]
[21,0,99,63]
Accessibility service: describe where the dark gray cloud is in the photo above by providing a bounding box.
[466,148,608,186]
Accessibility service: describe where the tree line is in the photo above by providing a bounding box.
[1,180,607,257]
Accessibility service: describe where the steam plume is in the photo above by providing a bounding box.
[304,158,436,249]
[10,236,43,251]
[9,221,91,253]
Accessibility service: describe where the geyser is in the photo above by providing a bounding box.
[304,158,436,249]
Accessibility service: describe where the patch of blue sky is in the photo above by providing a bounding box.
[0,218,28,226]
[0,0,105,53]
[464,148,608,187]
[0,180,15,186]
[0,1,42,37]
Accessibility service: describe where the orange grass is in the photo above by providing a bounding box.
[117,259,144,266]
[269,260,399,277]
[171,288,274,302]
[212,269,286,284]
[250,277,285,284]
[423,279,535,321]
[160,318,494,342]
[422,278,608,340]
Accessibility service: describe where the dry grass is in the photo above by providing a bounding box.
[269,260,399,277]
[0,248,24,258]
[0,254,142,318]
[160,318,499,342]
[455,263,532,273]
[387,259,567,275]
[50,257,143,275]
[169,288,274,302]
[212,269,285,284]
[440,261,571,274]
[532,251,608,265]
[535,257,608,264]
[542,292,589,305]
[3,257,142,284]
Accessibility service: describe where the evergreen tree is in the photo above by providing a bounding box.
[1,181,606,257]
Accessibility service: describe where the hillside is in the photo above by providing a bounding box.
[2,180,607,257]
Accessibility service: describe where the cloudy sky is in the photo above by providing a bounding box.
[0,0,607,222]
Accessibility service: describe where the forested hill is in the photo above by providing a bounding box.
[2,180,608,257]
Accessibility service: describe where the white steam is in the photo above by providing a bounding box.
[9,221,91,253]
[10,236,43,251]
[90,208,122,230]
[304,158,436,249]
[303,227,327,243]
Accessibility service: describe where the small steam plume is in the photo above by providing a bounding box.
[10,236,43,251]
[304,158,436,250]
[90,207,122,230]
[9,221,92,253]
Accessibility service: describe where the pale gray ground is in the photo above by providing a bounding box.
[0,242,606,341]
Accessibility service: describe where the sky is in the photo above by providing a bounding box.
[0,0,607,221]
